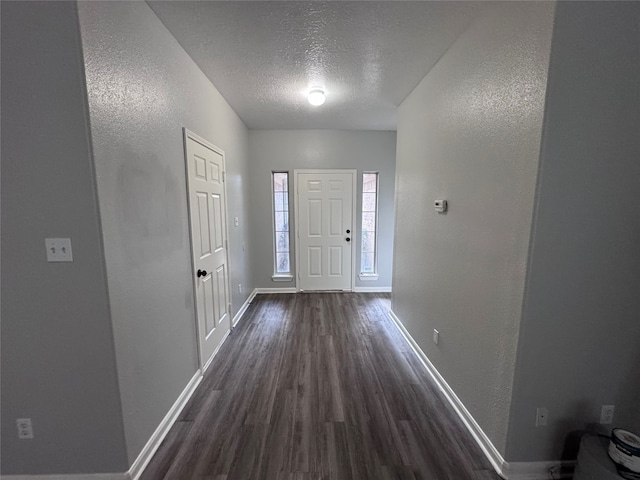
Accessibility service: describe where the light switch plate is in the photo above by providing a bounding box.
[45,238,73,262]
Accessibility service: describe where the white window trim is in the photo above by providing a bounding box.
[272,274,294,282]
[359,273,379,281]
[272,171,292,277]
[360,171,379,276]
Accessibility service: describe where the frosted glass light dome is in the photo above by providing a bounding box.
[308,87,326,106]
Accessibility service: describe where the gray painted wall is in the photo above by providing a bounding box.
[77,1,252,465]
[506,1,640,462]
[392,3,555,455]
[248,130,396,290]
[5,0,635,474]
[0,2,127,475]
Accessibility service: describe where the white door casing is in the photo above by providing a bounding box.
[295,170,356,291]
[184,129,231,370]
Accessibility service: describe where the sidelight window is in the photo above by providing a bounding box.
[272,172,291,277]
[361,172,378,276]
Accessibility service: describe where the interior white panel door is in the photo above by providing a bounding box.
[185,130,231,369]
[296,171,354,291]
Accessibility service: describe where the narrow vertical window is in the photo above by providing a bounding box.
[361,172,378,276]
[272,172,291,276]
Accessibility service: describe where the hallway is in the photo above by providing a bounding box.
[141,293,499,479]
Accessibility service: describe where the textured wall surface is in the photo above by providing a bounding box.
[0,2,127,474]
[392,2,555,455]
[77,1,252,465]
[248,130,396,290]
[506,1,640,462]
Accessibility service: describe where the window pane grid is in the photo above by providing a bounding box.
[273,172,291,274]
[361,173,378,274]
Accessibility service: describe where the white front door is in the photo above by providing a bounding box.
[184,129,231,370]
[295,170,355,291]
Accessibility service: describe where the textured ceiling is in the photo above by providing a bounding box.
[148,1,488,130]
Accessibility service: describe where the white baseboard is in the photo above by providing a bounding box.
[255,287,392,294]
[0,462,572,480]
[255,287,297,294]
[202,329,230,373]
[2,369,202,480]
[1,475,127,480]
[4,295,260,480]
[387,310,578,480]
[504,461,575,479]
[353,286,392,293]
[7,307,570,480]
[129,290,260,478]
[127,370,202,480]
[232,289,257,327]
[387,309,509,478]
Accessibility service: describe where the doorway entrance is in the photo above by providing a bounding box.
[184,129,231,370]
[294,170,356,291]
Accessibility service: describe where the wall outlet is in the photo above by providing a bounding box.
[238,283,242,293]
[536,407,548,426]
[45,238,73,262]
[17,418,33,439]
[433,329,439,345]
[234,216,239,227]
[434,199,448,213]
[600,405,615,424]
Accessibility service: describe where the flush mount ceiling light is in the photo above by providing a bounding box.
[308,87,326,106]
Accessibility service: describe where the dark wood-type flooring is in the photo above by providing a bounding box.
[141,293,501,480]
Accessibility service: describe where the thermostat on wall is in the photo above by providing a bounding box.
[434,199,448,213]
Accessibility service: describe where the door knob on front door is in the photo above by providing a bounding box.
[197,269,208,278]
[346,229,351,234]
[346,237,351,242]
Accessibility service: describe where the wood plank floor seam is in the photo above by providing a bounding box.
[140,293,500,480]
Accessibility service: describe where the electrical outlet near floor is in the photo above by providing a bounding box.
[17,418,33,439]
[433,329,439,345]
[238,283,242,293]
[536,407,548,426]
[600,405,615,424]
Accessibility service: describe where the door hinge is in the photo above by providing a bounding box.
[222,171,226,182]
